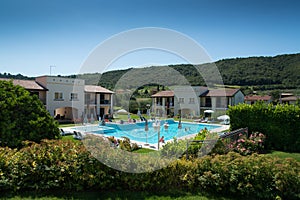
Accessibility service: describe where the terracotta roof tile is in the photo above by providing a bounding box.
[0,78,47,91]
[84,85,114,94]
[245,95,272,101]
[201,88,240,97]
[152,90,174,97]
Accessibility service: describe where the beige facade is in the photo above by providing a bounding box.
[152,90,174,117]
[199,89,244,112]
[36,76,85,120]
[84,85,114,120]
[1,76,114,122]
[152,87,245,117]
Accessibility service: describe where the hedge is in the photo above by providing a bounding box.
[0,139,299,199]
[228,102,300,152]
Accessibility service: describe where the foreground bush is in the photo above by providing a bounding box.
[0,80,60,148]
[0,139,299,199]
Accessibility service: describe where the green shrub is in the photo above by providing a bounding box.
[160,137,187,158]
[0,80,60,148]
[228,102,300,152]
[0,140,299,199]
[210,139,228,155]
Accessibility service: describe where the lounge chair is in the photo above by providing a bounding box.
[73,131,83,140]
[60,129,73,136]
[60,129,66,136]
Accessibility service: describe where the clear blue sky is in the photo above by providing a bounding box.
[1,0,300,76]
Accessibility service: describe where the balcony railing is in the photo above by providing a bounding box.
[86,100,97,105]
[100,100,110,105]
[200,106,229,110]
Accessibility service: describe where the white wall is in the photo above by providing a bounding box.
[36,76,85,118]
[232,90,245,105]
[173,86,200,116]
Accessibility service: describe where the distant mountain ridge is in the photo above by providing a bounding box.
[1,53,300,92]
[97,53,300,90]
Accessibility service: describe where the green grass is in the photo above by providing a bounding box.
[1,190,241,200]
[60,135,82,144]
[132,148,156,153]
[58,123,77,128]
[268,151,300,162]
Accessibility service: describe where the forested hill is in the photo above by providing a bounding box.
[1,53,299,91]
[0,73,34,80]
[97,53,300,90]
[216,53,300,88]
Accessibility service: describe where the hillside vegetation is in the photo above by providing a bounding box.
[1,53,300,92]
[95,53,300,91]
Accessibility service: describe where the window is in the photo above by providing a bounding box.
[85,93,90,103]
[54,92,63,101]
[179,98,184,104]
[71,93,78,101]
[189,98,195,104]
[216,97,221,107]
[216,97,227,107]
[205,97,212,107]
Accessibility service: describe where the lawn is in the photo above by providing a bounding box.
[268,150,300,162]
[132,147,156,153]
[58,123,77,128]
[1,190,243,200]
[60,135,82,144]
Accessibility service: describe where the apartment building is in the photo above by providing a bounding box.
[152,87,244,117]
[1,76,114,122]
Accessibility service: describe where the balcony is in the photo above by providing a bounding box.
[100,100,111,105]
[85,99,97,105]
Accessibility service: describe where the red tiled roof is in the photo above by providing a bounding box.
[245,95,271,101]
[152,90,174,97]
[84,85,114,94]
[202,88,240,97]
[0,78,47,91]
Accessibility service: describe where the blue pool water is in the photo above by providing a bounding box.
[74,119,221,144]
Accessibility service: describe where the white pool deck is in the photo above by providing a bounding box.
[62,122,230,150]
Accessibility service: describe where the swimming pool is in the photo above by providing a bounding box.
[73,119,221,144]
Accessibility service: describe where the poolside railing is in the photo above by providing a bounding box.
[219,127,248,141]
[185,127,248,159]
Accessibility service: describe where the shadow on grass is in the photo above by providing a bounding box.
[1,190,250,200]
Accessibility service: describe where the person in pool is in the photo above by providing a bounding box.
[159,136,165,143]
[164,122,169,129]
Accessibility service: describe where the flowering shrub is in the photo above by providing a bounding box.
[231,132,266,155]
[0,140,299,199]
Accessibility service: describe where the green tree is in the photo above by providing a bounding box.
[270,90,280,103]
[0,80,60,148]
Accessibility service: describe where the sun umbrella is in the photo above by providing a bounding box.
[217,115,230,120]
[204,110,214,113]
[137,109,141,116]
[116,109,128,114]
